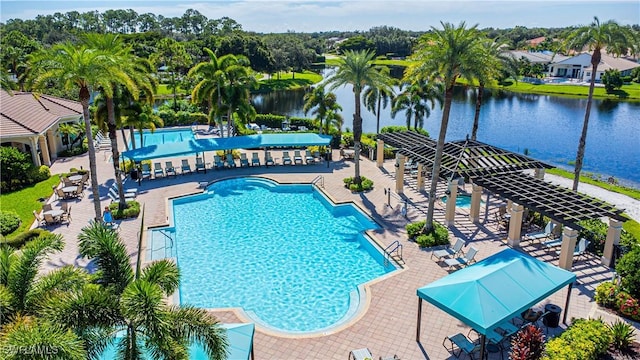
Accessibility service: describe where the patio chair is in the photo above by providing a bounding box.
[43,213,59,226]
[313,151,322,162]
[181,159,192,174]
[444,246,478,270]
[431,237,466,261]
[153,162,164,178]
[443,333,481,360]
[305,150,315,164]
[282,151,292,165]
[213,155,225,170]
[239,153,249,167]
[225,153,237,168]
[556,238,590,260]
[542,236,562,251]
[195,157,206,173]
[141,163,152,179]
[524,221,555,243]
[165,161,177,177]
[251,152,261,166]
[265,151,275,166]
[349,348,373,360]
[73,185,84,198]
[61,205,72,223]
[42,203,52,212]
[33,210,45,227]
[56,188,68,200]
[293,150,303,165]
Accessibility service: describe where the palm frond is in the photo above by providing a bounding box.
[140,259,180,296]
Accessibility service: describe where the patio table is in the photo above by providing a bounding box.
[62,186,77,194]
[68,174,83,183]
[43,209,64,218]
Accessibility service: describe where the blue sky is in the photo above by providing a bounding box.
[1,0,638,32]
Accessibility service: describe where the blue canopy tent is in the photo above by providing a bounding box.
[122,133,333,163]
[416,248,576,357]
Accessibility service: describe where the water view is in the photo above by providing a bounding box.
[252,77,640,188]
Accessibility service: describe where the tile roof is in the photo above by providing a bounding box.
[0,91,82,138]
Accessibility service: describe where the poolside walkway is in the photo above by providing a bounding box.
[44,143,636,359]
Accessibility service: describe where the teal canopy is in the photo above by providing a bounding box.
[122,133,333,162]
[417,248,575,336]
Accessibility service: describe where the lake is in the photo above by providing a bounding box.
[252,84,640,188]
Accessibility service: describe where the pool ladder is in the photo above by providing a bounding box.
[383,240,403,266]
[155,229,174,259]
[311,175,324,188]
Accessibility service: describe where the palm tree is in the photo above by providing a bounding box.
[0,234,89,359]
[565,17,636,191]
[303,85,342,134]
[406,21,485,230]
[189,49,234,130]
[28,43,114,221]
[327,50,392,184]
[220,56,257,137]
[127,104,164,148]
[363,66,395,134]
[470,39,505,141]
[391,80,443,131]
[43,222,228,360]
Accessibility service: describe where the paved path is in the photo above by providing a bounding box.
[42,141,637,359]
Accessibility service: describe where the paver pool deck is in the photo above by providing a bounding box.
[44,138,638,359]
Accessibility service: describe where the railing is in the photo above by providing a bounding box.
[383,240,403,266]
[311,175,324,188]
[154,229,174,259]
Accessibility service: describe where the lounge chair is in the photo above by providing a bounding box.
[165,161,177,177]
[153,162,164,178]
[110,183,137,196]
[213,155,225,170]
[251,152,261,167]
[282,151,292,165]
[556,238,590,260]
[443,333,481,360]
[239,153,249,167]
[293,150,303,165]
[181,159,192,175]
[108,188,135,203]
[225,153,236,168]
[444,246,478,270]
[542,236,563,251]
[431,237,466,261]
[313,151,322,163]
[195,157,206,173]
[265,151,275,166]
[524,221,555,243]
[305,150,315,164]
[141,163,152,179]
[349,348,373,360]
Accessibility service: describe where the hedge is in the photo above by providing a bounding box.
[0,228,52,248]
[108,201,141,220]
[405,220,450,248]
[0,211,21,236]
[543,318,611,360]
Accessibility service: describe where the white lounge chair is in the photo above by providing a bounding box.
[431,237,466,261]
[251,152,261,167]
[524,221,554,243]
[195,157,206,173]
[240,153,249,167]
[165,161,177,177]
[444,246,478,270]
[282,151,292,165]
[153,162,164,178]
[349,348,373,360]
[293,150,303,165]
[265,151,275,166]
[181,159,192,174]
[305,150,315,164]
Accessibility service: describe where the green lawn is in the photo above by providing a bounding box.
[0,176,60,238]
[156,84,188,96]
[495,81,640,101]
[256,71,323,92]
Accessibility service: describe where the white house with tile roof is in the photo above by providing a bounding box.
[548,53,640,81]
[0,91,83,166]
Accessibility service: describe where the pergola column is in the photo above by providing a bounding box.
[507,203,524,247]
[38,135,51,166]
[469,184,483,223]
[46,129,58,162]
[395,153,405,194]
[416,163,425,191]
[534,168,546,179]
[559,227,579,270]
[376,139,385,167]
[29,137,41,167]
[601,218,623,267]
[444,179,458,226]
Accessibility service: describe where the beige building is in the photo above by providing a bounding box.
[1,91,83,166]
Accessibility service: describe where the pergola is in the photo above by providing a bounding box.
[376,131,626,270]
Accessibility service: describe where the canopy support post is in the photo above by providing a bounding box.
[479,334,486,360]
[563,282,573,325]
[416,297,423,342]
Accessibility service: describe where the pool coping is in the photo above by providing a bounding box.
[140,174,406,338]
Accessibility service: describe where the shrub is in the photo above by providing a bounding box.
[415,222,450,248]
[608,320,636,351]
[0,211,21,236]
[577,218,607,255]
[58,145,88,157]
[343,176,373,192]
[215,149,241,159]
[509,324,545,360]
[406,220,426,239]
[595,281,619,308]
[543,318,611,360]
[0,228,52,248]
[27,165,51,183]
[0,146,32,191]
[108,201,141,220]
[618,295,640,321]
[254,114,287,129]
[616,247,640,299]
[341,132,354,147]
[380,126,429,137]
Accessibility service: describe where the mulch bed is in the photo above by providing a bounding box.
[599,342,640,359]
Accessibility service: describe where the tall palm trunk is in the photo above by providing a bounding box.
[129,127,136,149]
[376,96,383,134]
[353,90,362,184]
[426,86,455,230]
[471,83,484,141]
[107,96,127,211]
[120,127,129,151]
[80,86,102,221]
[572,50,600,191]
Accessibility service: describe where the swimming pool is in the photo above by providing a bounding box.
[148,177,396,334]
[130,128,194,147]
[441,194,480,209]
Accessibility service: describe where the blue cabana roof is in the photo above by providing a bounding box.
[417,248,576,335]
[122,133,333,162]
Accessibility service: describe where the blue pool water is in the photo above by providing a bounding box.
[150,177,395,334]
[130,128,194,147]
[442,195,477,208]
